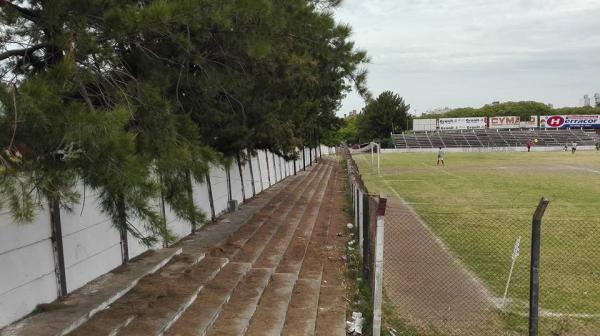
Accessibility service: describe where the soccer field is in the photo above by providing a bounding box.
[354,150,600,332]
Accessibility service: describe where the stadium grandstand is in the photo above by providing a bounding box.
[393,128,599,149]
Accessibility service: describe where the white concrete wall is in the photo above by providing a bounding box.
[191,178,213,222]
[127,218,153,259]
[268,152,277,184]
[258,150,270,190]
[250,154,263,194]
[165,202,193,242]
[0,209,57,328]
[0,146,321,328]
[60,185,122,293]
[320,145,336,156]
[229,164,243,204]
[240,157,254,198]
[294,153,301,173]
[209,163,229,216]
[287,158,294,177]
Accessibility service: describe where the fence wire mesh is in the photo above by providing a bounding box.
[383,203,600,335]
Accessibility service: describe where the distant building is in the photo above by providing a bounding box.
[595,93,600,107]
[491,101,500,105]
[343,109,359,119]
[583,94,591,107]
[426,107,451,115]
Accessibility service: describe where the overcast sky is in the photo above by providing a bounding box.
[334,0,600,116]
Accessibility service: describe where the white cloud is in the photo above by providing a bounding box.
[335,0,600,114]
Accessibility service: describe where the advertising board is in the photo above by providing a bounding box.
[540,115,600,129]
[412,119,437,131]
[438,117,486,130]
[518,116,538,128]
[489,116,520,129]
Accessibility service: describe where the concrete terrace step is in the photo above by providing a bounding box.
[231,163,327,265]
[281,278,322,336]
[314,284,346,336]
[166,262,251,336]
[205,268,273,336]
[69,255,214,336]
[116,257,228,335]
[204,161,333,336]
[0,247,182,336]
[2,160,347,336]
[281,163,337,336]
[277,163,335,275]
[205,169,310,260]
[179,172,301,258]
[213,168,318,262]
[244,273,299,336]
[252,164,332,269]
[315,167,348,336]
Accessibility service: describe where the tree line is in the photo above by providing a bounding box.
[419,101,600,120]
[335,91,411,147]
[0,0,368,244]
[333,98,600,148]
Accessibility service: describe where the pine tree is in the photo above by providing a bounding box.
[0,0,369,245]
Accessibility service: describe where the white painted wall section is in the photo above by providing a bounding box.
[192,179,213,223]
[209,163,229,216]
[0,210,57,328]
[229,164,243,204]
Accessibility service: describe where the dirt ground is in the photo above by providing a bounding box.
[383,199,512,335]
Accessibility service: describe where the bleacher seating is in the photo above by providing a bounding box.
[393,129,599,149]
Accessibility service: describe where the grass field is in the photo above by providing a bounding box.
[355,150,600,334]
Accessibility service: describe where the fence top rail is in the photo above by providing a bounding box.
[377,198,387,216]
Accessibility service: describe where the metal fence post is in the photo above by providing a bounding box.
[529,197,549,336]
[256,153,263,192]
[186,170,197,233]
[362,193,370,281]
[272,152,277,182]
[206,173,216,221]
[302,146,306,171]
[265,150,272,187]
[225,165,233,204]
[373,198,387,336]
[49,198,68,297]
[116,196,129,264]
[236,155,246,202]
[248,153,256,197]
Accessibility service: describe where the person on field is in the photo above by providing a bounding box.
[526,139,532,152]
[572,141,577,154]
[437,147,445,166]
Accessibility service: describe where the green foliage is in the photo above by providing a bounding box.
[333,115,360,145]
[419,101,600,120]
[359,91,411,142]
[0,0,368,245]
[554,105,600,115]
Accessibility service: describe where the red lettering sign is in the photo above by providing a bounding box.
[546,116,564,127]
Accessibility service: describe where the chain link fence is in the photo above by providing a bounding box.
[384,201,600,335]
[344,147,388,335]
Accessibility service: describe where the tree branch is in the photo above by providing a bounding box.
[0,43,49,61]
[0,0,40,22]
